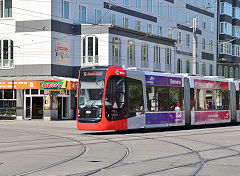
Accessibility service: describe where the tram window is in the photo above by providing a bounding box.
[147,86,184,111]
[237,92,240,110]
[194,89,230,111]
[105,76,126,121]
[126,78,144,118]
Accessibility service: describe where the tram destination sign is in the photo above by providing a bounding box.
[40,81,67,90]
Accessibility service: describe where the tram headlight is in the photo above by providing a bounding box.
[98,108,102,118]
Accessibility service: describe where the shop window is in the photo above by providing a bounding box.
[40,90,44,94]
[0,90,2,99]
[126,78,144,118]
[4,89,13,99]
[31,89,38,94]
[26,89,30,94]
[105,76,126,121]
[147,86,184,111]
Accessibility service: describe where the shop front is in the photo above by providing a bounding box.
[0,78,78,120]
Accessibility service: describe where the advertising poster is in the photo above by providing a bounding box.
[146,112,183,125]
[52,95,58,110]
[194,110,230,123]
[56,41,70,65]
[44,95,50,110]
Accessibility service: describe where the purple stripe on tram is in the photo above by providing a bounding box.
[145,75,182,87]
[146,112,183,125]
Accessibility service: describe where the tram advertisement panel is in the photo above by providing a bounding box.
[194,79,229,90]
[146,112,184,125]
[193,110,230,123]
[145,75,182,87]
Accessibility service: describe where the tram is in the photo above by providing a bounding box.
[77,66,236,131]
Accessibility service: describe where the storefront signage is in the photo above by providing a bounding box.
[40,81,66,90]
[0,80,78,90]
[194,79,229,90]
[145,75,182,87]
[176,50,193,56]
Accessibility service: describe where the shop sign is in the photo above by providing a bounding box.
[40,81,66,90]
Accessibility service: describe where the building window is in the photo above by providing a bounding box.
[202,38,206,50]
[202,18,206,29]
[202,63,206,76]
[147,23,152,34]
[158,26,162,36]
[79,5,86,23]
[177,59,182,73]
[177,9,182,22]
[220,2,232,16]
[165,48,171,71]
[81,36,99,64]
[177,32,182,45]
[154,45,161,70]
[123,0,129,6]
[218,65,222,76]
[220,42,232,55]
[0,39,14,69]
[210,19,214,32]
[147,0,152,13]
[95,9,102,24]
[203,0,207,8]
[112,37,121,65]
[230,67,234,78]
[235,68,239,79]
[136,0,141,9]
[158,2,162,16]
[0,0,12,18]
[168,5,173,19]
[209,64,213,76]
[186,11,191,24]
[186,60,190,73]
[63,1,69,19]
[110,13,116,25]
[168,28,172,38]
[186,34,190,46]
[209,40,213,52]
[224,66,228,78]
[232,26,240,38]
[127,40,135,67]
[141,43,148,68]
[135,20,141,31]
[220,22,232,35]
[123,17,129,28]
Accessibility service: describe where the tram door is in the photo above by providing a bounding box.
[58,97,68,119]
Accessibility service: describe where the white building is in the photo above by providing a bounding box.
[0,0,217,120]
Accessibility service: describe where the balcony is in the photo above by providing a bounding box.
[154,62,161,70]
[112,56,121,66]
[141,60,148,68]
[0,59,14,69]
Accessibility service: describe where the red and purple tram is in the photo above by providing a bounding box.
[77,66,234,131]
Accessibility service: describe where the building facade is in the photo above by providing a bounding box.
[218,0,240,78]
[0,0,217,120]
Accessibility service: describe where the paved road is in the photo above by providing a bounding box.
[1,120,240,176]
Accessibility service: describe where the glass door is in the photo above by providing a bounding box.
[26,97,31,119]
